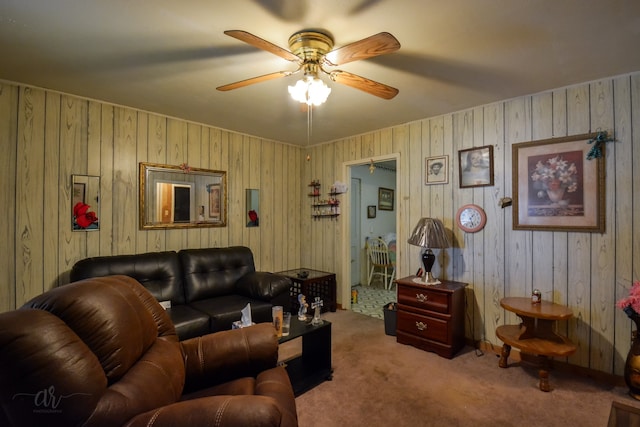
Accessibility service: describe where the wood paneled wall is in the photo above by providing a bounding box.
[307,72,639,376]
[1,71,639,377]
[0,82,302,312]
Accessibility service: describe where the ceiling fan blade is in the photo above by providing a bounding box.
[330,70,399,99]
[324,32,400,66]
[224,30,300,62]
[216,71,293,91]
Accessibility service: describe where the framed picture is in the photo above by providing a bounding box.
[378,187,394,211]
[71,174,100,231]
[425,155,449,185]
[207,184,221,219]
[458,145,494,188]
[512,132,605,232]
[367,205,376,218]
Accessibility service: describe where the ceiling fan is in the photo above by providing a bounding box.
[216,29,401,101]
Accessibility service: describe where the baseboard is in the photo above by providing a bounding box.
[470,338,625,388]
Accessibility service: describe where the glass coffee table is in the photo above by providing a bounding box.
[278,315,332,396]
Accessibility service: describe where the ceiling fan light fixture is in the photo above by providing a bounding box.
[288,76,331,106]
[219,30,399,101]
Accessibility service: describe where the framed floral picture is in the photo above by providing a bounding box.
[512,132,605,232]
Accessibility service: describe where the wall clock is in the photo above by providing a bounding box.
[456,204,486,233]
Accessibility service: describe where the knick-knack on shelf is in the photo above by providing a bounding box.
[298,294,308,320]
[311,297,323,325]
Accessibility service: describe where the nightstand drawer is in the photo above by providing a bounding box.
[397,285,449,314]
[397,310,448,343]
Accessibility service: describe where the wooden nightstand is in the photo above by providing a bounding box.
[395,276,467,359]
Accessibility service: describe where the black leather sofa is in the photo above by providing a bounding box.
[70,246,292,340]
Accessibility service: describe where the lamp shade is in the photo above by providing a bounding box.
[407,218,451,249]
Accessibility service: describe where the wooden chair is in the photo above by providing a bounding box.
[366,238,396,290]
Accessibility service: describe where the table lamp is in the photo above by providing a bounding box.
[407,218,451,285]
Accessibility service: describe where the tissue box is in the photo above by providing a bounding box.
[232,321,255,329]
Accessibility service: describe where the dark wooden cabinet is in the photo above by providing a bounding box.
[276,268,337,313]
[395,276,466,359]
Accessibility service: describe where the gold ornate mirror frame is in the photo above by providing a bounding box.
[139,162,227,229]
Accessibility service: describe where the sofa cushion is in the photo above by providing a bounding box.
[190,295,273,332]
[236,272,290,300]
[181,377,256,400]
[168,305,211,341]
[70,251,187,305]
[179,247,255,302]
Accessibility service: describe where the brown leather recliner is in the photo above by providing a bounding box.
[0,275,298,427]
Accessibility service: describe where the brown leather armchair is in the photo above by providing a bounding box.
[0,275,298,427]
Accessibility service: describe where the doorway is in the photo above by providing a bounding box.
[343,155,399,314]
[350,178,362,286]
[156,182,193,223]
[173,186,191,222]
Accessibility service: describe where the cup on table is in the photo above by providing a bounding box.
[272,305,283,337]
[282,312,291,337]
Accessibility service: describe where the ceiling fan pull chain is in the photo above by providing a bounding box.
[307,104,313,145]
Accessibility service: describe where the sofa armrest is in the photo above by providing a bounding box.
[124,395,288,427]
[236,272,291,301]
[181,323,278,391]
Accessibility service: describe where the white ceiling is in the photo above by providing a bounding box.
[1,0,639,146]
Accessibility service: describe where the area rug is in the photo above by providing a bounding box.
[350,284,396,319]
[295,309,640,427]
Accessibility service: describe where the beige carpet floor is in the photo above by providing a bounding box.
[295,309,640,427]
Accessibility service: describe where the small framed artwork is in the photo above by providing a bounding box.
[458,145,494,188]
[367,205,376,218]
[378,187,394,211]
[512,132,605,232]
[207,184,221,219]
[71,174,100,231]
[425,155,449,185]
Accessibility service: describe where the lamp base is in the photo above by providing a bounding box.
[415,248,440,285]
[412,275,441,286]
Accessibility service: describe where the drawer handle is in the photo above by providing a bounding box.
[416,293,428,303]
[415,321,428,331]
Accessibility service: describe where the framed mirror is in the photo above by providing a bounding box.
[72,174,100,231]
[139,162,227,229]
[246,189,259,227]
